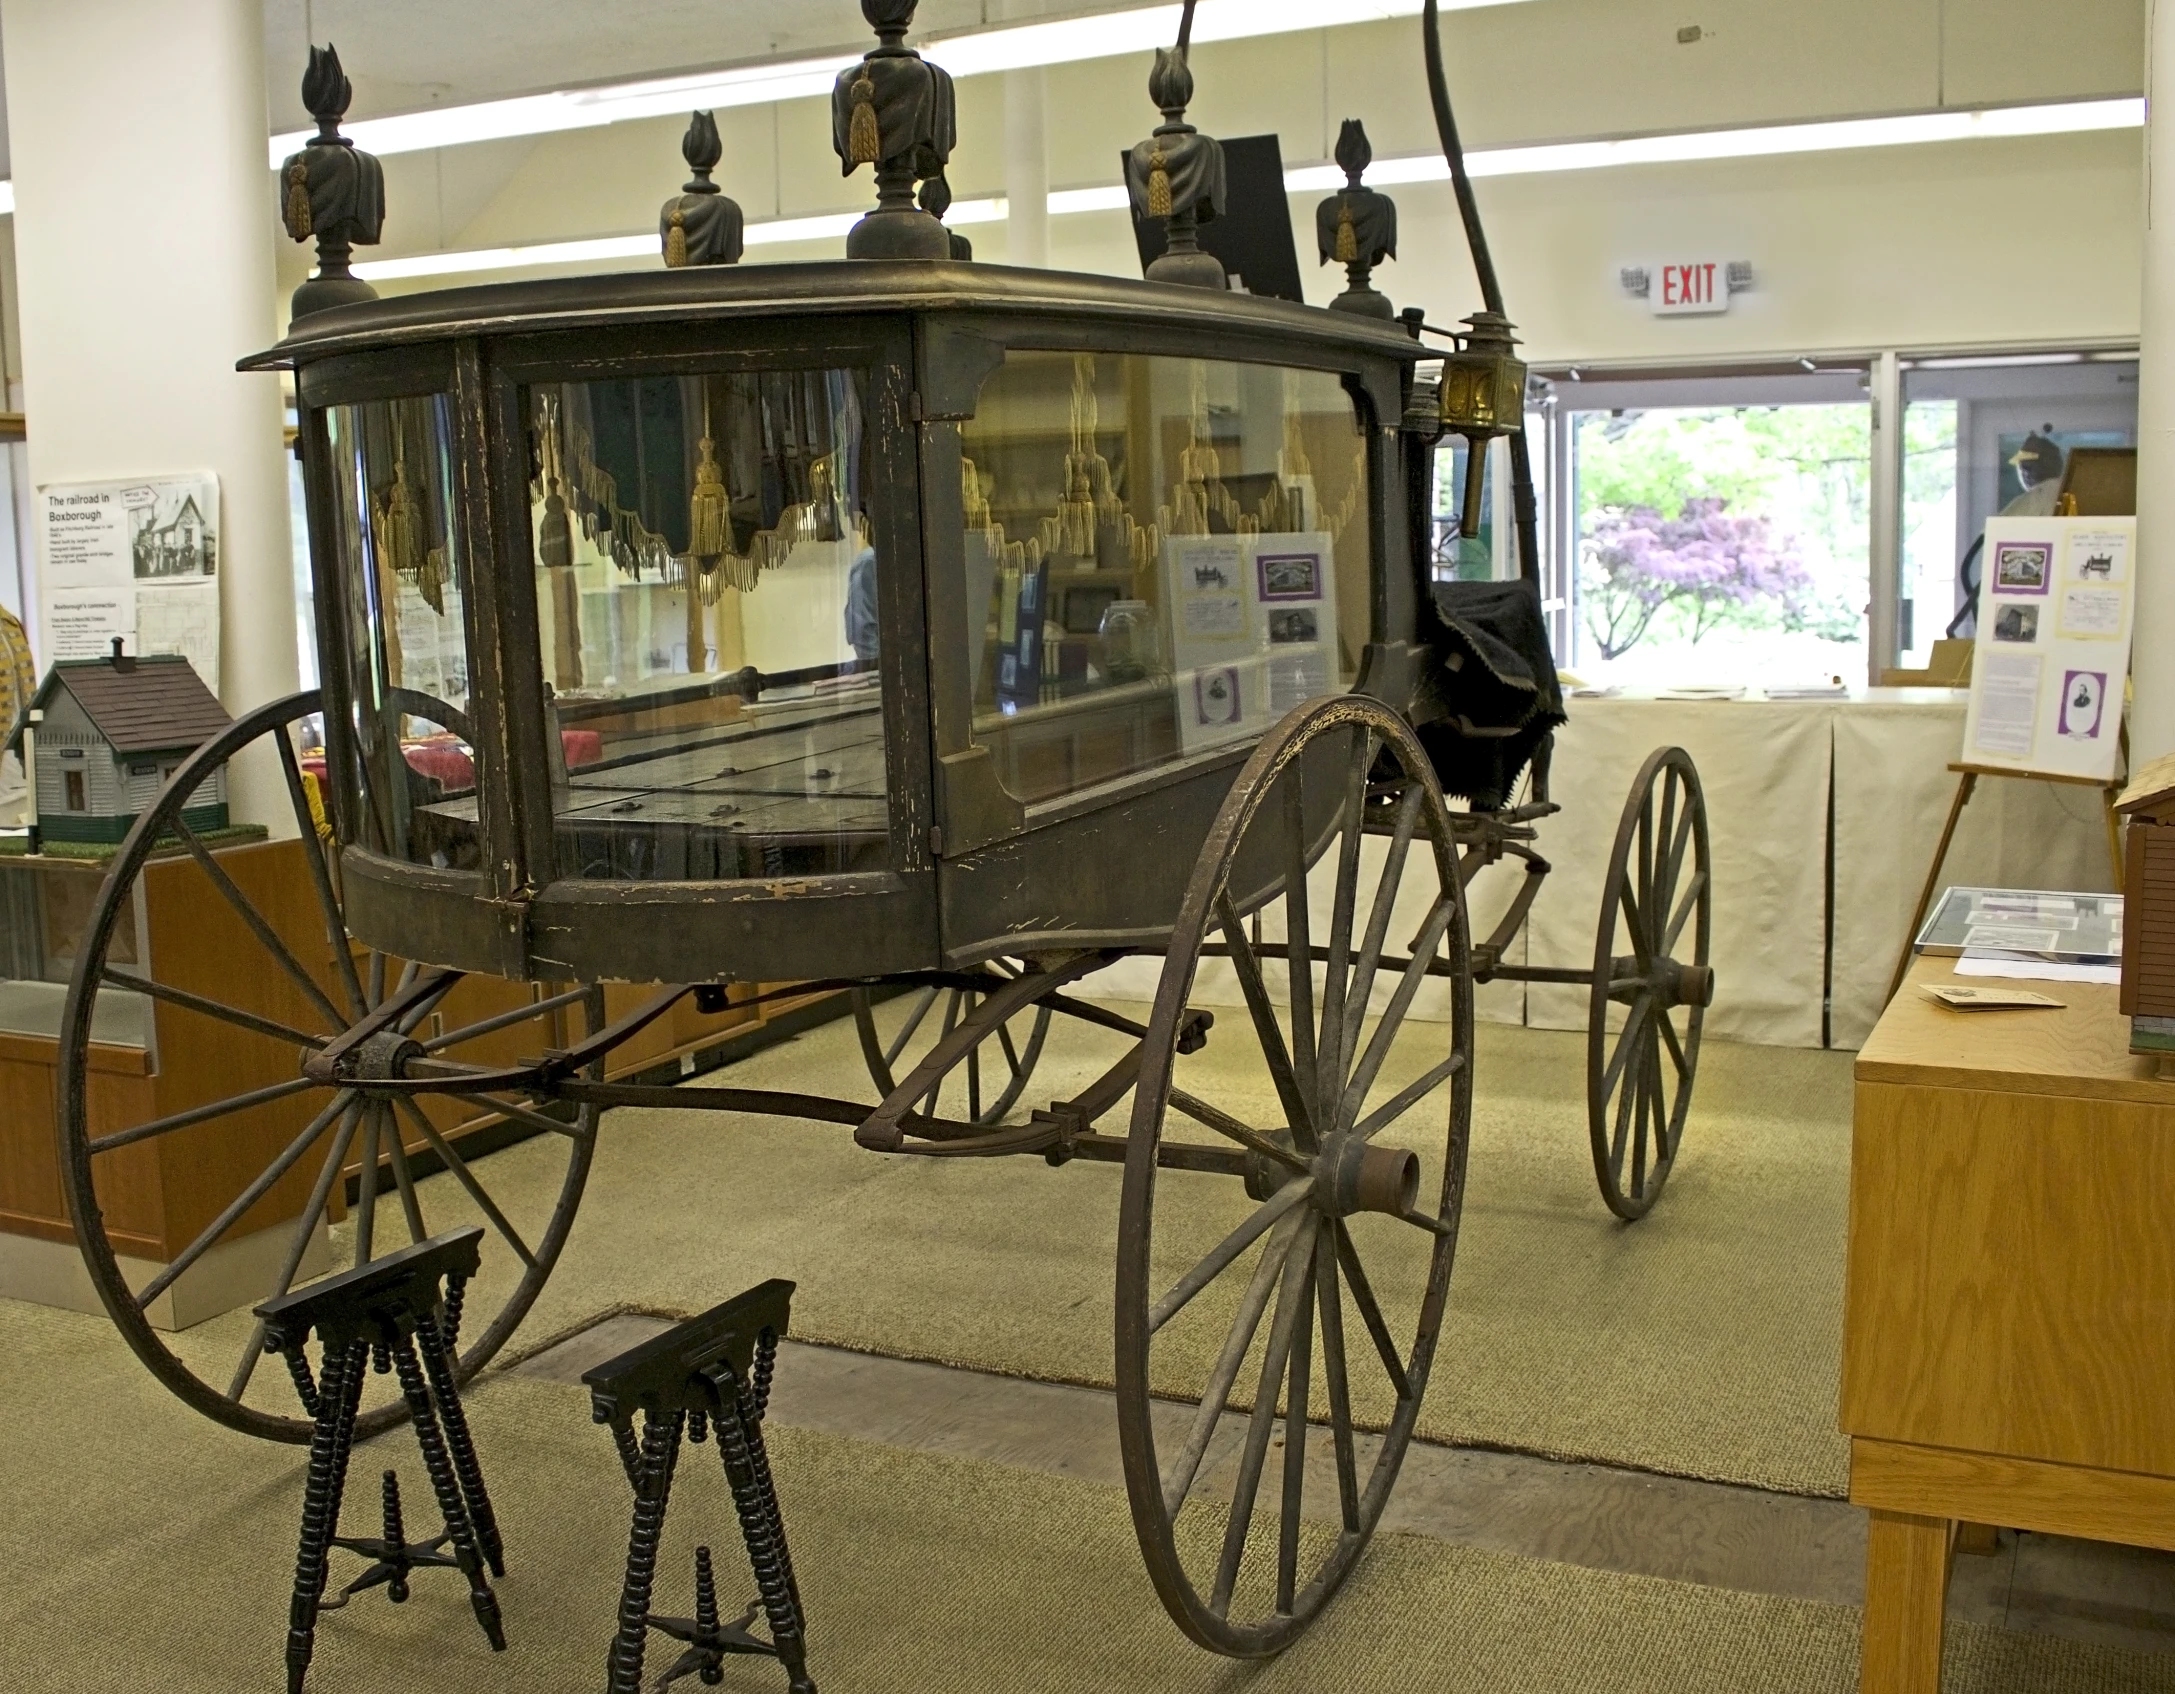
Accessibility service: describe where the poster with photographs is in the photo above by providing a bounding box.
[1163,531,1338,752]
[1960,516,2135,781]
[37,473,222,688]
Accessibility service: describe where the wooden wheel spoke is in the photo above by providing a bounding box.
[135,1089,356,1311]
[393,1097,538,1270]
[1657,1005,1691,1082]
[1314,1220,1361,1532]
[1168,1087,1309,1175]
[88,1075,321,1156]
[353,1106,383,1265]
[1616,879,1652,968]
[223,1098,366,1402]
[1336,784,1424,1082]
[1281,768,1319,1152]
[1315,741,1370,1126]
[274,731,369,1018]
[1661,870,1707,957]
[1150,1179,1315,1334]
[381,1103,428,1244]
[170,817,348,1034]
[1598,996,1652,1102]
[1655,801,1694,928]
[1629,1040,1651,1198]
[1213,892,1317,1147]
[1330,1220,1410,1401]
[1608,1045,1638,1186]
[1276,1235,1318,1615]
[996,1020,1024,1079]
[440,1091,588,1142]
[1336,896,1458,1137]
[395,975,462,1037]
[1210,1228,1317,1619]
[421,985,588,1053]
[102,967,324,1051]
[884,987,941,1070]
[1160,1207,1311,1516]
[1354,1051,1465,1143]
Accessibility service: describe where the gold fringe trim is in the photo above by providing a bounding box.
[688,435,729,556]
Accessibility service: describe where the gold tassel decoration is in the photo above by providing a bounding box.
[285,159,312,239]
[418,547,447,616]
[848,69,880,165]
[376,459,428,592]
[688,434,729,557]
[1335,202,1358,264]
[1146,142,1172,217]
[664,204,689,268]
[538,477,573,568]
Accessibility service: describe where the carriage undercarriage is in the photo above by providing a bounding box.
[56,683,1710,1656]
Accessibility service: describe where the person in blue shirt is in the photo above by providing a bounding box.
[846,542,880,671]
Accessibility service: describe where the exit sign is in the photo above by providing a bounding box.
[1653,260,1728,316]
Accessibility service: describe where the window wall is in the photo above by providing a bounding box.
[1530,350,2137,688]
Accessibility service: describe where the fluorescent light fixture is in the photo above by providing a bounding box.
[343,96,2144,283]
[270,0,1526,163]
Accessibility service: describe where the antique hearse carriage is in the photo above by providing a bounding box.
[53,2,1713,1656]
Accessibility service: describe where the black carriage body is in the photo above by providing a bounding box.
[250,262,1430,986]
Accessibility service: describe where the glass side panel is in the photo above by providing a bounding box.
[960,353,1368,805]
[322,395,484,870]
[525,369,885,881]
[0,859,149,1044]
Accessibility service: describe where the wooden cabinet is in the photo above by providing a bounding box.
[1842,956,2175,1691]
[0,837,829,1325]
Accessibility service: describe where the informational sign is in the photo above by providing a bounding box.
[1163,530,1338,753]
[1960,516,2136,783]
[37,473,221,688]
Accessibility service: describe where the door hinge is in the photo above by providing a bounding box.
[928,823,944,857]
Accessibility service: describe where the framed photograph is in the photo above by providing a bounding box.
[1256,551,1322,602]
[1989,602,2039,644]
[1991,540,2052,595]
[1193,666,1242,727]
[1267,607,1319,645]
[2057,669,2108,741]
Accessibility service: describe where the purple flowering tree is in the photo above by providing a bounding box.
[1582,497,1814,660]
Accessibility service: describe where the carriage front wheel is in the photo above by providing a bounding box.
[1587,745,1713,1221]
[56,689,597,1442]
[1116,695,1475,1655]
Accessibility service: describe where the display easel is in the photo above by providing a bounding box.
[1884,743,2129,1007]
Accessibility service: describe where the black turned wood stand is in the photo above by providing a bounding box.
[257,1227,507,1693]
[586,1280,813,1694]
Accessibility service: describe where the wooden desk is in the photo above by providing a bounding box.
[1842,955,2175,1691]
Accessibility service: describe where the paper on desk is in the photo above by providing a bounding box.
[1955,954,2122,985]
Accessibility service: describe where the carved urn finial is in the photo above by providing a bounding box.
[1124,33,1226,290]
[916,172,973,261]
[830,0,956,260]
[661,111,744,267]
[1316,119,1399,318]
[278,44,386,319]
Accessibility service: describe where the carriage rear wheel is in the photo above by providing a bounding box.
[850,960,1054,1126]
[1587,745,1713,1221]
[56,689,597,1442]
[1116,695,1474,1655]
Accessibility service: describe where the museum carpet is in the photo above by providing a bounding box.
[5,1298,2172,1694]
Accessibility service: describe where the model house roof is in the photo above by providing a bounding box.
[8,652,230,757]
[2119,752,2175,822]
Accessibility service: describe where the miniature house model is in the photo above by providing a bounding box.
[8,649,231,842]
[2119,751,2175,1059]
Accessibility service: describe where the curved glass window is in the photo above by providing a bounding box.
[323,395,484,870]
[523,369,886,882]
[960,353,1370,805]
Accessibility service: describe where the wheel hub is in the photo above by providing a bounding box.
[1315,1134,1420,1219]
[331,1029,427,1090]
[1607,955,1715,1009]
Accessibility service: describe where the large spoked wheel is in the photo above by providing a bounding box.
[850,960,1055,1125]
[56,689,597,1442]
[1117,695,1474,1656]
[1587,745,1713,1221]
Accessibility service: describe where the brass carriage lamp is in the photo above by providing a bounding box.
[1438,310,1527,539]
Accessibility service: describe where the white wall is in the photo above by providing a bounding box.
[352,0,2146,368]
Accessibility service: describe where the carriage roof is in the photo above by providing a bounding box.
[242,260,1429,373]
